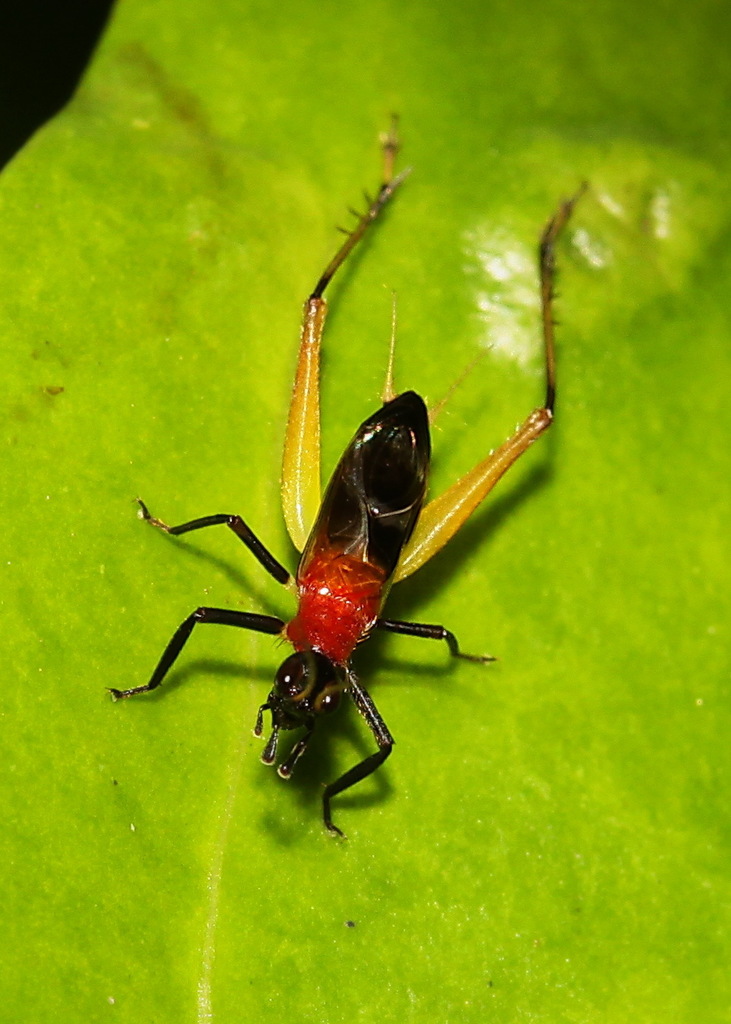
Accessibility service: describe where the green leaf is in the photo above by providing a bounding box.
[2,0,729,1021]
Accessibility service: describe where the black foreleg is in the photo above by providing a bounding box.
[322,673,394,838]
[137,500,291,586]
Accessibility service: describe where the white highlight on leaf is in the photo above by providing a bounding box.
[649,189,672,239]
[596,189,625,220]
[462,225,541,369]
[572,226,609,269]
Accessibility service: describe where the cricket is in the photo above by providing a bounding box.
[112,122,581,837]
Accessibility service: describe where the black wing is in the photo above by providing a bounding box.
[299,391,431,580]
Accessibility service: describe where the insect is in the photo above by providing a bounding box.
[111,123,581,837]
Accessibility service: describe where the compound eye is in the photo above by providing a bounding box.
[315,690,341,715]
[275,653,311,701]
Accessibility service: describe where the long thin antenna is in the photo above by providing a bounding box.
[381,290,398,404]
[428,351,487,425]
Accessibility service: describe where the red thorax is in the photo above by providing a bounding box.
[285,543,388,664]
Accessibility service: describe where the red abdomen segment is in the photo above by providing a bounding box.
[285,545,388,664]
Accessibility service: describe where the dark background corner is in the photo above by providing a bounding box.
[0,0,116,169]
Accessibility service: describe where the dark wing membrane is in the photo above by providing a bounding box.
[301,391,431,579]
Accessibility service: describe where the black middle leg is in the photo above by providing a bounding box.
[377,617,495,663]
